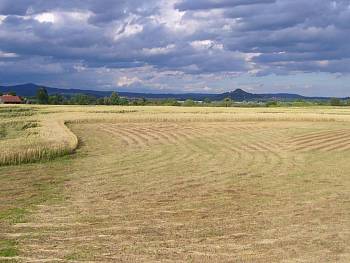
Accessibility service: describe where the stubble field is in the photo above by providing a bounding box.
[0,105,349,262]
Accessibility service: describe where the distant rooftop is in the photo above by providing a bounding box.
[0,94,22,104]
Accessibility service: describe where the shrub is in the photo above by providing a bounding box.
[183,99,196,107]
[266,101,278,107]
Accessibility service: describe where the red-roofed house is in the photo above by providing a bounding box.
[0,94,23,104]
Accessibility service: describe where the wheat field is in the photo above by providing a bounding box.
[0,105,350,262]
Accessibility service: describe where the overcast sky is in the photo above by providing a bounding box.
[0,0,349,96]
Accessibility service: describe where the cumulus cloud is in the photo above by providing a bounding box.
[0,0,349,96]
[117,76,142,87]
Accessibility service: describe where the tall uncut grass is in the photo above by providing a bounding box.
[0,120,78,166]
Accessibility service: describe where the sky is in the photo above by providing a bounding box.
[0,0,350,96]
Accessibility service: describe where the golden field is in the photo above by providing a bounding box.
[0,104,350,262]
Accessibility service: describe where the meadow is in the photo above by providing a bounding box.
[0,104,349,262]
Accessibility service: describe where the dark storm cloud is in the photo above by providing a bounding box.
[0,0,349,94]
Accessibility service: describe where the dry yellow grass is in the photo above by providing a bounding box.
[0,104,350,262]
[2,104,350,166]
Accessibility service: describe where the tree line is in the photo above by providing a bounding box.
[33,88,249,107]
[2,87,350,107]
[36,87,129,105]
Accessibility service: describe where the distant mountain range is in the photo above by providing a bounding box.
[0,83,340,101]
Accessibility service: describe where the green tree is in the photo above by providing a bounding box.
[119,97,129,105]
[48,94,64,105]
[36,87,49,104]
[96,97,105,105]
[163,99,180,106]
[222,97,233,107]
[266,100,278,107]
[140,97,147,105]
[330,98,342,106]
[103,96,110,105]
[8,91,16,96]
[203,98,211,104]
[71,94,94,105]
[109,92,120,105]
[132,98,147,106]
[183,99,196,107]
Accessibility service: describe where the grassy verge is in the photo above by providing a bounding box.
[0,155,73,258]
[0,240,18,257]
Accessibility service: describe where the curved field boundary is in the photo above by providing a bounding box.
[0,120,78,166]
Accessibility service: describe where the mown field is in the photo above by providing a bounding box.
[0,105,349,262]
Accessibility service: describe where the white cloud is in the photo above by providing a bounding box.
[0,51,19,58]
[117,76,142,86]
[143,44,176,55]
[73,64,87,72]
[34,12,56,23]
[34,11,91,24]
[190,40,224,50]
[150,0,199,34]
[0,15,6,24]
